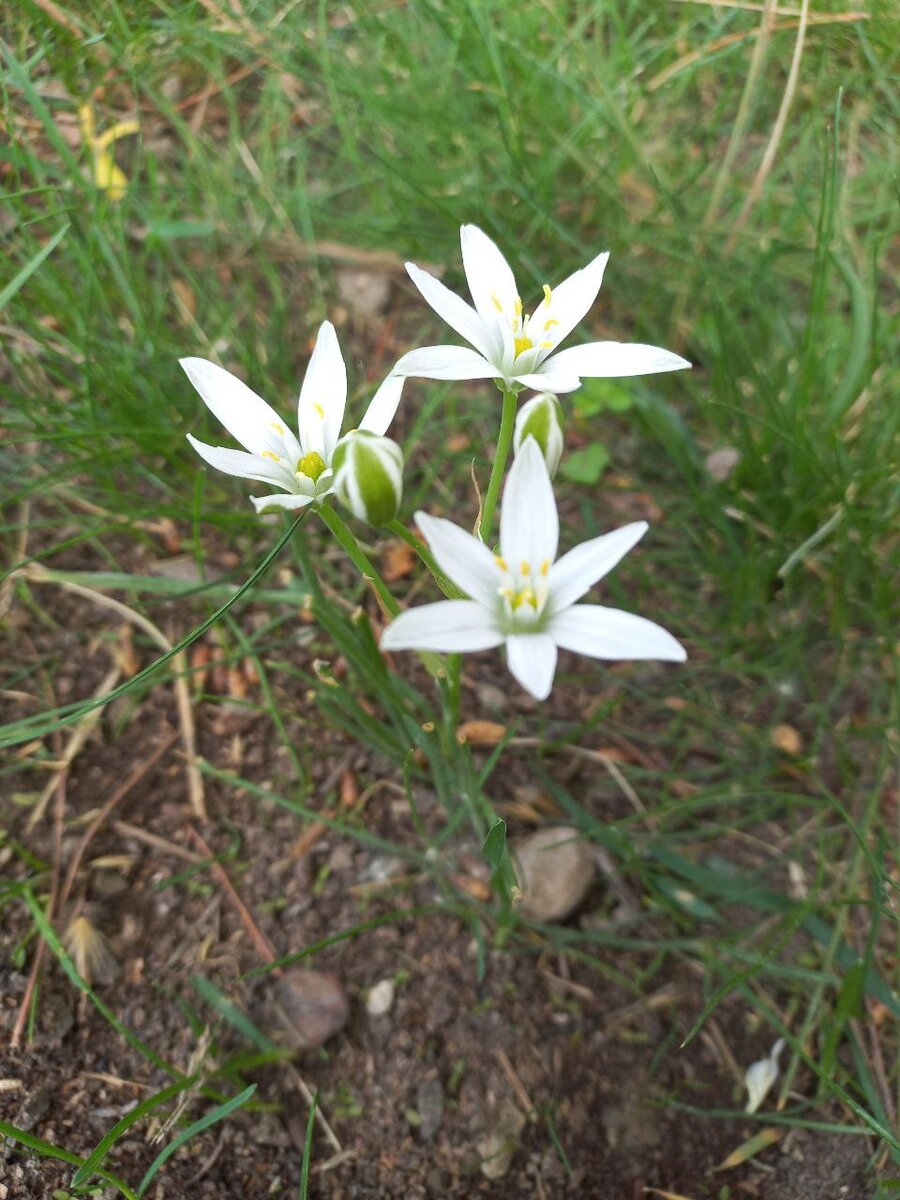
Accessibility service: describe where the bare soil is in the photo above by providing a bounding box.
[0,526,876,1200]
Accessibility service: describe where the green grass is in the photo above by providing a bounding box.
[1,0,897,1191]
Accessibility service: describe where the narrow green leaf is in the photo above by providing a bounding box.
[136,1085,256,1197]
[298,1090,318,1199]
[71,1078,197,1187]
[0,222,70,310]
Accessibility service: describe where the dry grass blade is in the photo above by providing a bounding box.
[648,8,862,93]
[725,0,812,251]
[21,564,206,819]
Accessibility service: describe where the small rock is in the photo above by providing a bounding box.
[273,969,348,1049]
[416,1076,444,1141]
[771,723,803,755]
[513,825,596,922]
[365,978,395,1017]
[704,446,740,482]
[477,1100,526,1180]
[335,268,391,319]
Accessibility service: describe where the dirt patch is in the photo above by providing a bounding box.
[0,529,878,1200]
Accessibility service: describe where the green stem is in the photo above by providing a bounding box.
[387,519,463,599]
[319,503,399,616]
[479,386,518,544]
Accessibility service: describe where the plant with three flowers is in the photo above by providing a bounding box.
[381,437,685,700]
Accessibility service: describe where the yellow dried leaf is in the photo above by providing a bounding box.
[771,723,802,755]
[456,720,507,746]
[716,1125,782,1170]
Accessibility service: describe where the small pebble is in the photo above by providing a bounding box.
[365,978,395,1017]
[513,825,596,922]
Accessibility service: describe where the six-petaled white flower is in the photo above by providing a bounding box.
[381,438,686,700]
[183,320,403,515]
[393,224,691,394]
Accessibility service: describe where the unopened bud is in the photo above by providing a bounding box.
[333,431,403,526]
[514,392,564,478]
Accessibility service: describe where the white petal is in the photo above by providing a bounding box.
[405,263,494,360]
[460,224,519,326]
[514,369,583,394]
[186,434,295,489]
[393,345,499,381]
[415,512,501,609]
[548,341,692,379]
[505,634,558,700]
[358,373,404,437]
[297,321,347,460]
[745,1040,785,1114]
[549,605,687,662]
[180,357,300,461]
[249,492,313,515]
[499,437,559,574]
[549,522,648,611]
[533,250,609,351]
[381,601,504,653]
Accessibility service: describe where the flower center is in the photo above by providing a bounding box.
[297,450,327,482]
[508,284,558,361]
[496,555,551,627]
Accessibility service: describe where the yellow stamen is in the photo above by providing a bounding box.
[297,450,327,481]
[494,555,508,572]
[514,335,533,357]
[543,318,559,331]
[513,296,523,317]
[271,420,285,435]
[539,559,550,576]
[491,292,503,312]
[313,402,325,420]
[262,450,281,462]
[539,340,554,349]
[520,561,530,575]
[542,283,552,306]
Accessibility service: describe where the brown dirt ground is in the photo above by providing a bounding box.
[0,520,878,1200]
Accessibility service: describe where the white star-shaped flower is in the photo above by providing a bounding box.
[381,438,686,699]
[183,321,403,514]
[393,224,691,394]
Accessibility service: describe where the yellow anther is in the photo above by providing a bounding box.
[514,335,533,357]
[539,340,554,349]
[540,559,550,576]
[494,555,508,572]
[542,283,552,306]
[513,296,523,317]
[271,421,285,435]
[520,560,530,575]
[543,318,559,332]
[313,402,325,420]
[262,450,281,462]
[297,450,327,481]
[491,292,503,312]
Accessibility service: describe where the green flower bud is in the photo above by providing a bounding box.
[333,430,403,527]
[513,392,564,478]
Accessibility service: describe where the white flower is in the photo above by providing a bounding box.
[393,224,690,394]
[183,321,404,514]
[381,438,686,700]
[744,1039,785,1114]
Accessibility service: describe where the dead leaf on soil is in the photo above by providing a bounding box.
[770,723,803,755]
[381,539,418,581]
[716,1126,783,1170]
[456,720,507,746]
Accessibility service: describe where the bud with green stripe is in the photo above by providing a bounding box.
[513,392,564,478]
[333,430,404,526]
